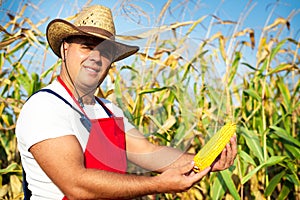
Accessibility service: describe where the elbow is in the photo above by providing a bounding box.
[62,187,95,200]
[59,170,97,200]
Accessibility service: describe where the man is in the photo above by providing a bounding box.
[16,5,237,200]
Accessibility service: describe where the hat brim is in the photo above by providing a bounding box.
[46,19,139,62]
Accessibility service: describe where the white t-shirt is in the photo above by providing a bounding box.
[16,80,135,200]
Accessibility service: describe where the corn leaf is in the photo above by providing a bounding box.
[270,126,300,148]
[211,174,225,200]
[242,156,287,184]
[243,89,262,102]
[228,52,241,86]
[239,150,257,166]
[276,78,291,111]
[277,182,291,200]
[220,170,241,200]
[0,163,19,175]
[286,173,300,186]
[114,75,133,122]
[138,86,169,95]
[265,171,285,196]
[269,39,286,62]
[240,127,264,163]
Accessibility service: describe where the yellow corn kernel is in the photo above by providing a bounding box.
[193,122,236,172]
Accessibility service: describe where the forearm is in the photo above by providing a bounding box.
[161,147,194,170]
[128,145,194,173]
[126,128,195,172]
[66,168,162,199]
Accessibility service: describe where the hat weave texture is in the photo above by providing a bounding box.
[46,5,139,62]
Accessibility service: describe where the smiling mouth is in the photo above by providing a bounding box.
[83,66,99,73]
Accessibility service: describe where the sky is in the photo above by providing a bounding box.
[0,0,299,78]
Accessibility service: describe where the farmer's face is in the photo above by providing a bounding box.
[60,36,114,95]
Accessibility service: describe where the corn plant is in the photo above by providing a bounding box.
[109,2,300,199]
[0,4,58,199]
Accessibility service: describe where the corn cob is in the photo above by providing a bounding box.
[193,122,236,172]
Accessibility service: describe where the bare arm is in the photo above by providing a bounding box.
[126,128,194,172]
[126,128,237,173]
[30,135,210,199]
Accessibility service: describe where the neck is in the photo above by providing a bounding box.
[58,76,96,106]
[78,95,96,105]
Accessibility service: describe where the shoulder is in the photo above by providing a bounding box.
[16,80,77,150]
[17,80,76,133]
[25,80,74,111]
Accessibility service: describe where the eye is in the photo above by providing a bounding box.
[101,50,114,61]
[101,50,110,57]
[81,44,93,50]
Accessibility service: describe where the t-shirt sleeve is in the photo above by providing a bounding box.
[16,92,76,151]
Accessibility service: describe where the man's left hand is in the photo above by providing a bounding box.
[211,135,237,171]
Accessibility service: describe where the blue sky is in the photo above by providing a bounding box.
[1,0,299,76]
[2,0,299,42]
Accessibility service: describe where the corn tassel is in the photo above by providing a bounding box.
[193,122,236,172]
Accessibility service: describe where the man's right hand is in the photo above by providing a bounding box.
[154,161,211,193]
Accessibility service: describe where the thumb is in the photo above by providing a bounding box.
[196,166,211,176]
[180,161,195,174]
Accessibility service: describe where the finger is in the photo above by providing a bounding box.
[180,161,195,175]
[224,136,235,166]
[225,143,233,166]
[220,147,227,166]
[230,135,238,159]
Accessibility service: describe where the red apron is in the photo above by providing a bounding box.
[58,77,127,200]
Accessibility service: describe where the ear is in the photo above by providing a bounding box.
[60,41,69,60]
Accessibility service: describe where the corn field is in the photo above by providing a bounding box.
[0,1,299,200]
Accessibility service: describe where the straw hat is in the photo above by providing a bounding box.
[46,5,139,62]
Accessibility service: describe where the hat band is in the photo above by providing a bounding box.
[77,26,115,40]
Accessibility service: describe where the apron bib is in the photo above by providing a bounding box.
[84,116,127,172]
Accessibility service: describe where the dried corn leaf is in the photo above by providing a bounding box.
[22,29,41,47]
[0,25,13,35]
[233,28,255,49]
[157,115,176,134]
[267,63,298,75]
[211,14,237,25]
[264,17,290,31]
[137,52,166,67]
[219,35,226,61]
[164,54,179,68]
[205,31,223,43]
[23,17,44,35]
[0,34,25,49]
[0,184,8,197]
[157,0,172,23]
[10,174,22,198]
[117,21,195,41]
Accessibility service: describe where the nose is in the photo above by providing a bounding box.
[88,50,102,65]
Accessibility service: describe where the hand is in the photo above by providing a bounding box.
[156,161,211,193]
[211,135,237,171]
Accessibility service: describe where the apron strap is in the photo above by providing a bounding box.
[38,89,91,132]
[95,97,114,117]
